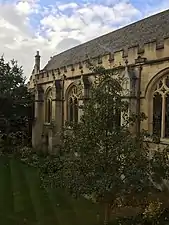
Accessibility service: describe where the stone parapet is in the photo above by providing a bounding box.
[27,37,169,89]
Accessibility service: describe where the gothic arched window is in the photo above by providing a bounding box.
[152,76,169,138]
[45,88,52,123]
[67,86,78,123]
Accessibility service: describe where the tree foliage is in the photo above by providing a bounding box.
[59,68,149,200]
[40,66,169,224]
[0,56,32,149]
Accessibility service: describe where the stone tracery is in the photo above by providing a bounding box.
[67,86,78,123]
[153,76,169,138]
[45,88,52,123]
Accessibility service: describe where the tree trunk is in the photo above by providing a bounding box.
[104,203,110,225]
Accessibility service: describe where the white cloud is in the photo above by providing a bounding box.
[57,2,79,11]
[15,0,40,15]
[16,1,32,14]
[0,0,168,79]
[40,1,141,45]
[0,17,18,31]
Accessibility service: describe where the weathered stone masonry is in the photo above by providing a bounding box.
[28,9,169,152]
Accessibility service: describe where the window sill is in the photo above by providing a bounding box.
[44,122,51,126]
[145,137,169,145]
[160,138,169,145]
[44,122,54,129]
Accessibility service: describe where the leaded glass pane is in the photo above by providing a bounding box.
[153,93,162,136]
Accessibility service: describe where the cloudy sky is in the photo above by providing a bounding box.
[0,0,169,79]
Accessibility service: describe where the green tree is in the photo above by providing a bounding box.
[58,67,150,223]
[41,66,169,225]
[0,56,32,149]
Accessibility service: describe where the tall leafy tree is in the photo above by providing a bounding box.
[0,56,32,148]
[41,66,169,225]
[57,67,149,223]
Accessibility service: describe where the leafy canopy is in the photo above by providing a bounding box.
[40,66,169,224]
[0,56,32,147]
[60,67,150,203]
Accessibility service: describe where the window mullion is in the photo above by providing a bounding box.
[72,99,75,122]
[45,99,47,122]
[161,95,166,138]
[50,98,52,123]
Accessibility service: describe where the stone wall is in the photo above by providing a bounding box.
[28,37,169,151]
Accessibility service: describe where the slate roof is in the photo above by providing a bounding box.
[44,9,169,71]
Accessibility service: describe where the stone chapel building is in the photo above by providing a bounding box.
[28,9,169,153]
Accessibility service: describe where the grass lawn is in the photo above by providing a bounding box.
[0,156,103,225]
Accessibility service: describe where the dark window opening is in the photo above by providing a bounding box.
[74,98,78,123]
[47,99,52,123]
[166,77,169,88]
[45,135,49,146]
[68,96,78,123]
[165,94,169,137]
[115,108,121,128]
[153,93,162,136]
[69,98,73,122]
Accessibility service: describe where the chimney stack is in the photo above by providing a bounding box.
[34,50,40,74]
